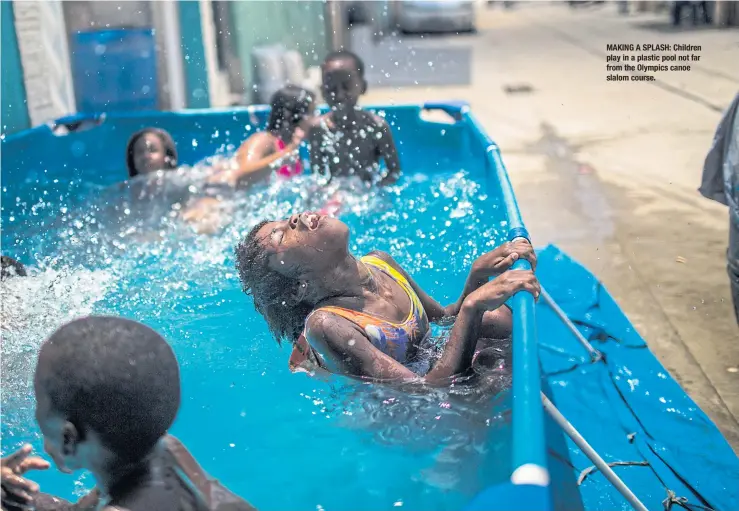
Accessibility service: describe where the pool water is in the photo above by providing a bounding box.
[1,167,514,510]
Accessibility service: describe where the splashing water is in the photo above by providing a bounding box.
[1,267,113,439]
[1,160,512,510]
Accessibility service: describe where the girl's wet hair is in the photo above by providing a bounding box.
[125,128,179,177]
[235,221,313,345]
[266,85,316,134]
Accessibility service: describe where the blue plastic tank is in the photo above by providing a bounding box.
[70,28,158,112]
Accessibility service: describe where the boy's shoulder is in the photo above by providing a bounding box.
[358,109,389,127]
[323,110,388,129]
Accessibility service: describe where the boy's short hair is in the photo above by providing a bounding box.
[1,256,27,279]
[35,316,181,462]
[323,50,365,78]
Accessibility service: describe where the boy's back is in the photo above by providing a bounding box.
[26,436,254,511]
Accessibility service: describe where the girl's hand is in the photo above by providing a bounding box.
[471,239,537,279]
[464,270,540,312]
[1,445,49,510]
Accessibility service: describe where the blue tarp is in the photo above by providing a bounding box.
[537,244,738,511]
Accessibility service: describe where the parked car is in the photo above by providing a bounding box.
[397,0,476,34]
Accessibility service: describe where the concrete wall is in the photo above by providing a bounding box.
[62,1,151,31]
[1,2,30,135]
[13,0,76,127]
[229,0,329,102]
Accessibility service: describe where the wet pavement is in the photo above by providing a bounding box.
[365,2,739,451]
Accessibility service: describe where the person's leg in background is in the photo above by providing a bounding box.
[728,216,739,325]
[672,1,684,25]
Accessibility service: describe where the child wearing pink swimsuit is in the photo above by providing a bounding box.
[275,138,303,179]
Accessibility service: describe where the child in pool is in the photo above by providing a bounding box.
[122,127,193,221]
[236,214,539,383]
[308,50,401,187]
[126,128,179,177]
[0,316,256,511]
[207,85,316,188]
[127,86,315,189]
[183,86,318,233]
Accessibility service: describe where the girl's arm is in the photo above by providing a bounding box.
[368,248,532,338]
[306,309,480,385]
[306,270,538,385]
[306,311,419,381]
[370,242,536,318]
[209,132,299,188]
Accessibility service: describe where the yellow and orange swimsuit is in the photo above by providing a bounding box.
[288,255,429,374]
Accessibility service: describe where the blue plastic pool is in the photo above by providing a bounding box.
[2,103,737,511]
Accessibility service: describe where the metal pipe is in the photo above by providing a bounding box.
[541,393,649,511]
[540,287,602,362]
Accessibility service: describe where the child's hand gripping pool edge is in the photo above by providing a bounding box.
[447,239,538,317]
[424,268,540,385]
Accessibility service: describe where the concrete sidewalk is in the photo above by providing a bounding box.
[366,3,739,450]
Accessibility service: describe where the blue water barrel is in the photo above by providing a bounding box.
[70,28,158,113]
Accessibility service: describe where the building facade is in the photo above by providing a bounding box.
[1,0,331,136]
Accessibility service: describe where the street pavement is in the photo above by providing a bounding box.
[365,2,739,451]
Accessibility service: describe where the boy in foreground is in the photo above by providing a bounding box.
[0,316,255,511]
